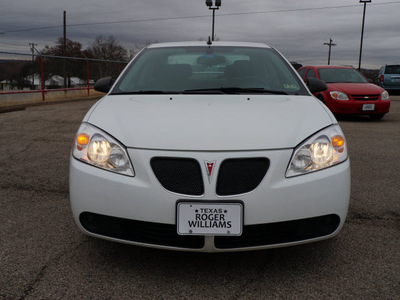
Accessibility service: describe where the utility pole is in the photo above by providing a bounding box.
[29,43,37,89]
[63,11,67,88]
[323,38,337,65]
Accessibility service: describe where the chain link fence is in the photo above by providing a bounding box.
[0,51,128,104]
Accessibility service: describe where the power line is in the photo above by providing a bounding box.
[1,1,400,35]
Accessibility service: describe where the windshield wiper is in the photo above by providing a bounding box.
[111,90,176,95]
[224,87,289,95]
[182,88,225,94]
[112,88,289,95]
[183,87,288,95]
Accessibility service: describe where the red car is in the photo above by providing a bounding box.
[298,65,390,119]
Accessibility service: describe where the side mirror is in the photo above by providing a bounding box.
[306,77,328,94]
[94,77,115,93]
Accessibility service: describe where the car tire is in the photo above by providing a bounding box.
[369,114,385,120]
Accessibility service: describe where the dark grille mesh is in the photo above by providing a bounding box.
[351,94,379,101]
[80,212,204,249]
[151,157,204,196]
[80,212,339,250]
[215,214,340,249]
[216,158,270,196]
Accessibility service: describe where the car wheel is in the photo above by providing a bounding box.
[369,114,385,120]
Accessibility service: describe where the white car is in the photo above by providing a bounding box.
[70,41,350,252]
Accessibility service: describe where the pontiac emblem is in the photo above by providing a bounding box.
[204,161,216,183]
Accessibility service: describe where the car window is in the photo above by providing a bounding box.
[384,65,400,74]
[113,46,308,95]
[306,69,316,79]
[317,68,368,83]
[297,68,307,78]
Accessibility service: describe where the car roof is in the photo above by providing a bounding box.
[146,41,272,49]
[302,65,355,69]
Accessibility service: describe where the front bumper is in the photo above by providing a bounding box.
[70,148,351,252]
[328,99,390,115]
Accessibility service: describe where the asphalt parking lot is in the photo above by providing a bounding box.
[1,97,399,299]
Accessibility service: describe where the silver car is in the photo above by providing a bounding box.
[377,65,400,93]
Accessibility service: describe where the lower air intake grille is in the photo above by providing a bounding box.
[216,158,270,196]
[151,157,204,196]
[80,212,204,249]
[215,214,340,249]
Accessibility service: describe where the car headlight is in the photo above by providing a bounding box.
[72,123,135,176]
[286,125,348,177]
[329,91,349,100]
[381,91,390,100]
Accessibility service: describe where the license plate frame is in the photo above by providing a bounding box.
[176,201,243,236]
[362,103,375,111]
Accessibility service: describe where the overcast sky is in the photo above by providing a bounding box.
[1,0,400,69]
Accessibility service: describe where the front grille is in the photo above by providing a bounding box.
[151,157,204,196]
[216,158,270,196]
[214,214,340,249]
[80,212,204,249]
[351,94,379,101]
[151,157,269,197]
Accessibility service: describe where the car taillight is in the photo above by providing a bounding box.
[379,75,384,82]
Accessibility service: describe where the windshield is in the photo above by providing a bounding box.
[318,68,368,83]
[111,46,308,95]
[385,65,400,74]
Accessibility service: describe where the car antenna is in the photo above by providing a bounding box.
[207,36,212,46]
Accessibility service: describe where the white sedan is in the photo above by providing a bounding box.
[70,41,350,252]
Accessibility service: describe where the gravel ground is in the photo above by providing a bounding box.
[0,97,399,299]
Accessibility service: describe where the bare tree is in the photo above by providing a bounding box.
[86,35,128,79]
[86,35,128,61]
[41,38,86,87]
[0,60,31,90]
[42,37,84,57]
[128,40,156,59]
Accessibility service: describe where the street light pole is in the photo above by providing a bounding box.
[205,0,221,41]
[323,39,337,65]
[358,0,371,71]
[211,7,216,40]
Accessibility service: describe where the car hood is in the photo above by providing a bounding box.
[327,82,383,94]
[85,95,334,151]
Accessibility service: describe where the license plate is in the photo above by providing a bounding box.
[362,104,375,111]
[177,201,243,236]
